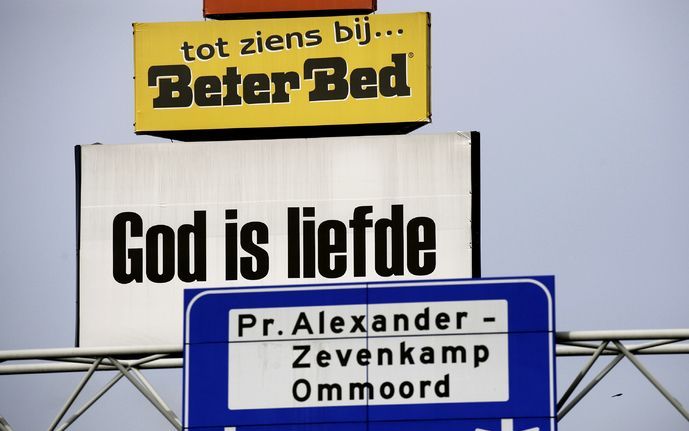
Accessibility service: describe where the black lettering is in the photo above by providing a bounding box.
[194,75,222,107]
[380,382,395,399]
[374,205,404,276]
[285,32,303,49]
[350,315,366,333]
[225,209,238,281]
[293,379,311,402]
[180,41,195,62]
[393,313,409,331]
[356,349,371,366]
[243,73,271,105]
[177,211,206,282]
[399,381,414,399]
[419,380,431,398]
[304,29,322,47]
[371,315,386,332]
[435,312,449,329]
[399,341,415,365]
[222,67,242,106]
[255,31,264,53]
[330,316,345,333]
[348,206,373,277]
[113,212,143,283]
[349,382,373,400]
[265,34,284,51]
[240,38,255,55]
[435,374,450,397]
[145,224,175,283]
[196,43,215,61]
[292,345,311,368]
[474,345,489,367]
[378,347,393,365]
[415,307,430,330]
[271,71,300,103]
[420,346,435,364]
[240,222,269,280]
[302,207,316,278]
[318,220,347,278]
[379,53,411,97]
[407,216,436,275]
[304,57,348,101]
[318,383,342,401]
[238,314,256,337]
[316,349,331,367]
[287,207,300,278]
[334,21,353,43]
[335,349,352,366]
[350,67,378,99]
[456,311,468,329]
[292,313,314,335]
[442,345,467,364]
[215,37,229,58]
[148,65,193,108]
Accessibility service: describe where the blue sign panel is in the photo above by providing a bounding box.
[184,277,556,431]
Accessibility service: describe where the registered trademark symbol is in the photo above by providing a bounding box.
[408,52,414,58]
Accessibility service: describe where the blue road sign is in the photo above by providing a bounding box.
[184,277,556,431]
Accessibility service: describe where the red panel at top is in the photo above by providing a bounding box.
[204,0,377,19]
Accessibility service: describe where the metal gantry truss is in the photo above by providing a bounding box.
[0,329,688,430]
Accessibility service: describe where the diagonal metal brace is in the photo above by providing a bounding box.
[106,357,182,430]
[0,416,14,431]
[48,358,103,431]
[613,340,689,421]
[557,353,625,420]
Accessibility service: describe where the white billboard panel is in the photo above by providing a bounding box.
[76,133,479,347]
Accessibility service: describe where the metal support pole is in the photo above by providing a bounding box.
[557,341,609,410]
[106,357,183,430]
[557,353,624,420]
[613,340,689,421]
[48,358,103,431]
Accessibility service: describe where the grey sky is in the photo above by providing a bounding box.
[1,0,688,429]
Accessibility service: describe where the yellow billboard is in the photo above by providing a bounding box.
[133,13,430,140]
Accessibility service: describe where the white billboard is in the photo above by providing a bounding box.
[76,133,479,347]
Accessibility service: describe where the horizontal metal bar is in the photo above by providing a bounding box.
[0,359,182,375]
[556,329,689,341]
[2,345,687,373]
[557,344,689,356]
[0,345,182,361]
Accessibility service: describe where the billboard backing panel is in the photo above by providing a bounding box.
[133,12,430,141]
[76,132,478,347]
